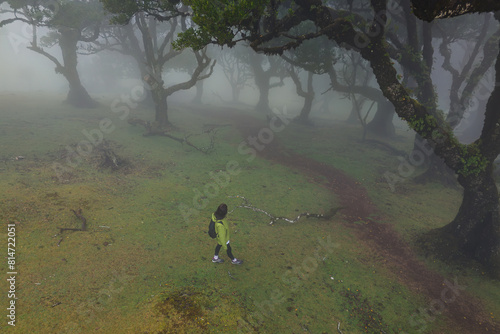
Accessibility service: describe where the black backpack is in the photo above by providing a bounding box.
[208,219,217,238]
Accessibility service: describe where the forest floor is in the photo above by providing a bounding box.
[203,105,500,334]
[0,94,499,333]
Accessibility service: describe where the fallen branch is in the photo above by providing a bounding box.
[228,196,343,225]
[55,209,88,246]
[128,117,219,154]
[70,208,87,231]
[337,322,343,334]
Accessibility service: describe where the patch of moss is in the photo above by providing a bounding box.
[154,287,207,333]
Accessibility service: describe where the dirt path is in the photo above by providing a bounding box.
[199,106,499,333]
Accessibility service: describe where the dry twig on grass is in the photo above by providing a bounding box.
[128,117,222,154]
[55,209,88,246]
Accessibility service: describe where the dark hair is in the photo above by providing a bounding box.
[214,203,228,220]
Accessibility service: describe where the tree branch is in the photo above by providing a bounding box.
[410,0,500,21]
[27,44,64,74]
[0,16,31,27]
[478,31,500,160]
[229,195,343,225]
[56,208,88,239]
[164,49,215,96]
[459,27,500,111]
[158,17,181,65]
[127,117,219,154]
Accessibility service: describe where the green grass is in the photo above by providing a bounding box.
[277,117,500,330]
[0,94,498,333]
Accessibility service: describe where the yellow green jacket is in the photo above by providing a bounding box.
[212,213,230,250]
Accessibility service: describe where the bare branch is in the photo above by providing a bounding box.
[228,196,343,225]
[164,48,215,96]
[27,44,64,74]
[127,117,220,154]
[0,16,31,27]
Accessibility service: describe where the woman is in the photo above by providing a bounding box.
[211,203,243,265]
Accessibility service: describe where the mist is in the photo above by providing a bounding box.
[1,1,499,333]
[0,22,64,91]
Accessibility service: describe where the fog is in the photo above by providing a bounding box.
[1,18,491,134]
[1,2,499,333]
[0,22,64,91]
[0,16,341,120]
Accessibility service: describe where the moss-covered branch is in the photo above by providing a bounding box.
[410,0,500,21]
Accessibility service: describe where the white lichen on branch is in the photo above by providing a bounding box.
[228,195,343,225]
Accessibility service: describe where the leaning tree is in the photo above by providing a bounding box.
[174,0,500,276]
[0,0,103,108]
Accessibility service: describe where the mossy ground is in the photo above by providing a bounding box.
[0,93,498,333]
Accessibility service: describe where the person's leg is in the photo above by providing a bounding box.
[212,244,224,263]
[226,243,235,260]
[215,244,222,256]
[227,243,243,264]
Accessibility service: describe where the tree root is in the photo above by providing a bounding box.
[229,195,343,225]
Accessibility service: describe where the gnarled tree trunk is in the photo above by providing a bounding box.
[346,102,362,123]
[253,69,272,114]
[249,53,284,114]
[366,99,395,137]
[192,80,204,104]
[290,69,315,124]
[429,167,500,275]
[152,86,169,127]
[59,28,97,108]
[297,88,314,123]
